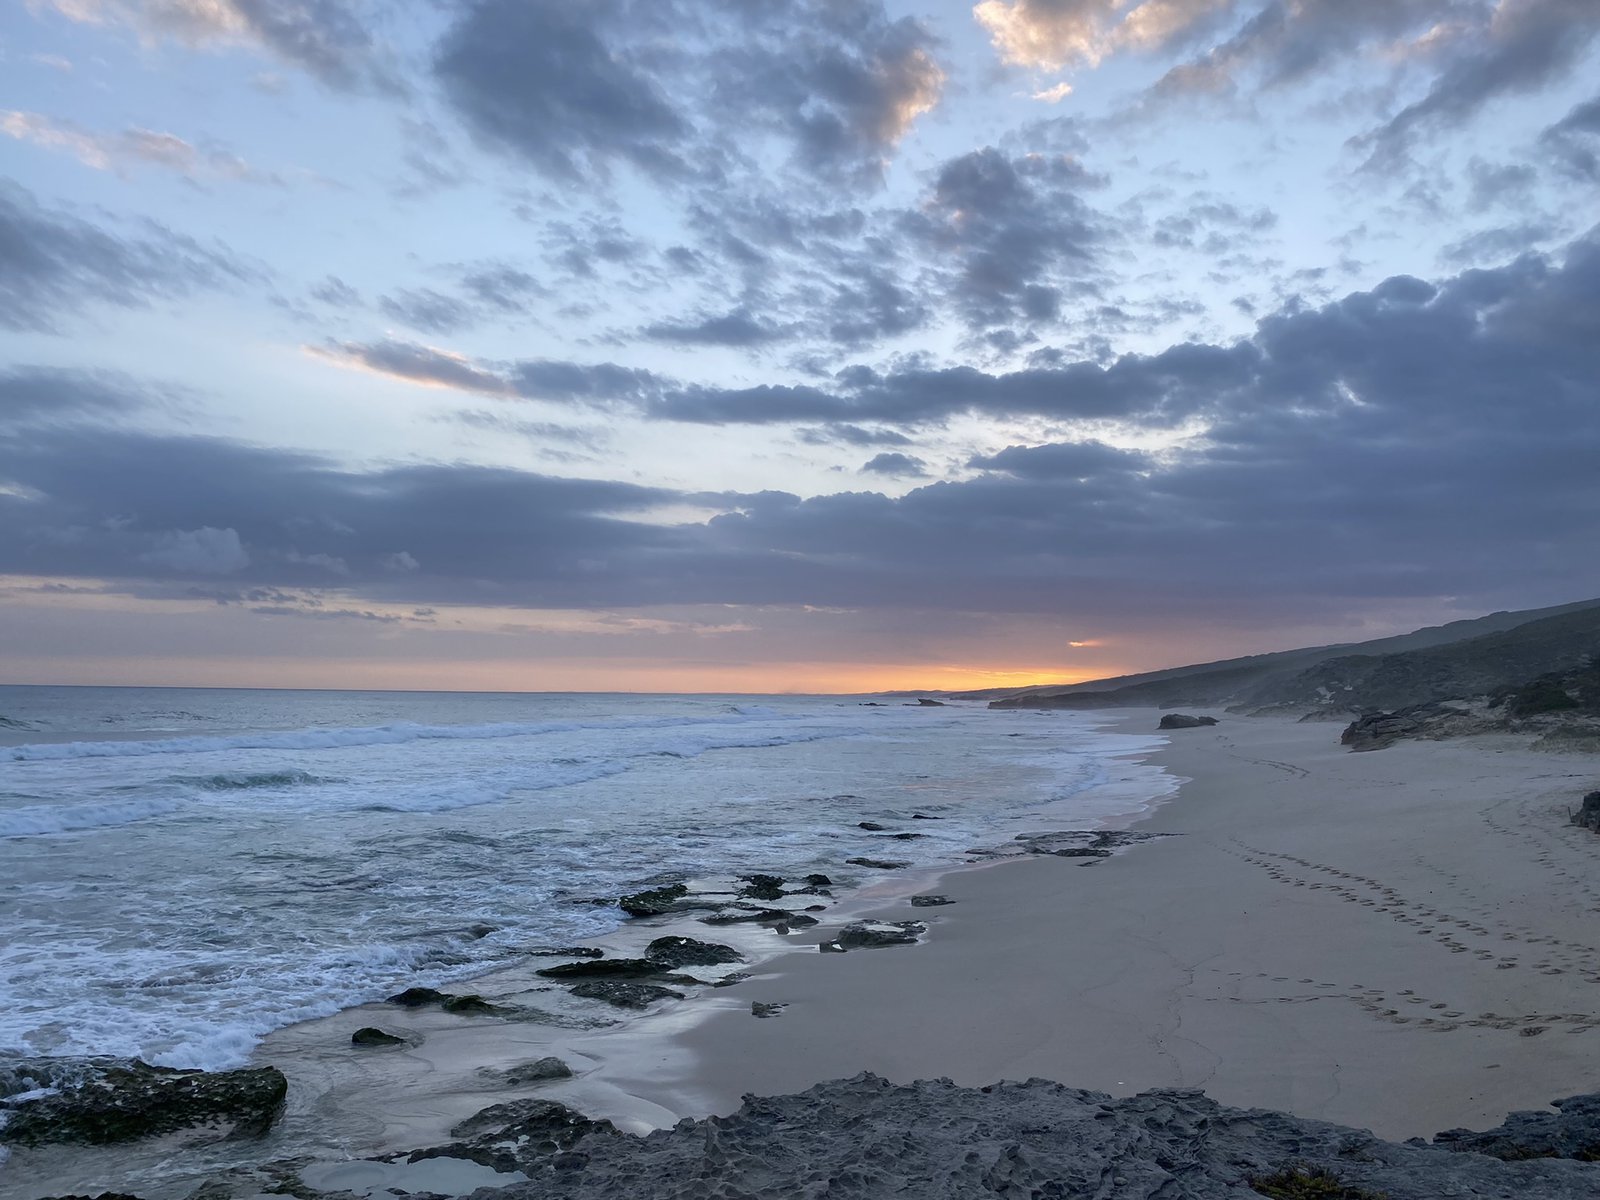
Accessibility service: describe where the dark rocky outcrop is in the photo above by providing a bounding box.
[350,1027,406,1047]
[737,874,786,900]
[823,921,925,951]
[1012,830,1165,858]
[617,882,689,917]
[536,958,666,981]
[645,936,743,969]
[750,1002,787,1019]
[913,698,946,706]
[910,894,954,907]
[1572,790,1600,833]
[0,1058,286,1147]
[1158,713,1219,729]
[699,908,819,928]
[383,987,515,1017]
[1431,1092,1600,1161]
[803,873,833,887]
[568,980,685,1009]
[1340,702,1472,751]
[407,1097,619,1174]
[846,857,911,870]
[481,1057,573,1086]
[434,1074,1600,1199]
[525,946,605,959]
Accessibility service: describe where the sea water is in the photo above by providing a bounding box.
[0,686,1168,1075]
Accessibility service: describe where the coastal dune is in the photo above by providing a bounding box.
[591,712,1600,1141]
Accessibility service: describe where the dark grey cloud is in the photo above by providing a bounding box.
[0,367,148,428]
[859,452,929,478]
[378,287,476,335]
[796,424,915,448]
[434,0,690,183]
[902,147,1105,332]
[431,0,942,188]
[1542,93,1600,178]
[1356,0,1600,168]
[644,309,790,347]
[20,229,1597,620]
[0,182,249,333]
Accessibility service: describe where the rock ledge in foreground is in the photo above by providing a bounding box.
[447,1073,1600,1199]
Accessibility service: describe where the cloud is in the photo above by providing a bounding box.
[1542,92,1600,178]
[2,110,281,183]
[1355,0,1600,168]
[432,0,943,187]
[0,181,250,333]
[903,146,1107,332]
[976,0,1234,70]
[34,0,394,92]
[18,228,1595,622]
[0,367,150,427]
[859,451,929,477]
[643,309,790,347]
[139,526,250,574]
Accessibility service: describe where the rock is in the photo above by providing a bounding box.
[536,958,667,980]
[617,882,689,917]
[1433,1092,1600,1161]
[845,857,911,870]
[387,986,451,1007]
[802,873,833,886]
[491,1057,574,1086]
[751,1002,787,1019]
[857,821,888,831]
[351,1027,406,1047]
[1157,713,1219,729]
[441,994,517,1017]
[1573,790,1600,833]
[525,946,606,959]
[1012,830,1164,858]
[442,1073,1600,1198]
[0,1058,286,1148]
[568,981,685,1009]
[699,908,819,928]
[911,813,944,820]
[467,923,498,939]
[385,987,515,1016]
[645,936,743,969]
[818,941,846,953]
[409,1097,619,1174]
[738,874,787,900]
[888,832,924,840]
[832,921,925,950]
[712,972,752,987]
[910,895,953,907]
[1341,702,1469,751]
[913,698,946,706]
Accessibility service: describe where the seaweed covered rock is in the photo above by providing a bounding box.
[568,980,685,1009]
[409,1097,619,1174]
[0,1058,286,1147]
[827,921,924,951]
[617,882,689,917]
[351,1027,406,1047]
[644,936,743,969]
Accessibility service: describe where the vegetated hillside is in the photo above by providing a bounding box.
[987,597,1600,713]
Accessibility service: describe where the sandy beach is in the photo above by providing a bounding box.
[577,710,1600,1142]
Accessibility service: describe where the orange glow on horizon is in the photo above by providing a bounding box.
[0,655,1118,695]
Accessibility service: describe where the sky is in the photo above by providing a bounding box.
[2,0,1598,694]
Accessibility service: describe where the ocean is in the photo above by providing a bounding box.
[0,685,1170,1078]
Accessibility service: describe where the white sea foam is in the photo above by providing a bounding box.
[3,710,796,762]
[0,796,183,838]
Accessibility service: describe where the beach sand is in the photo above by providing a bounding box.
[576,710,1600,1142]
